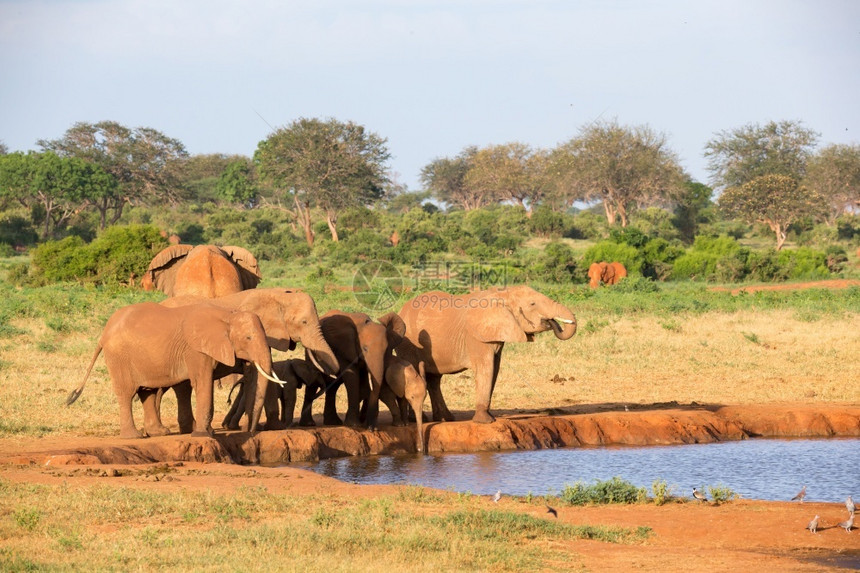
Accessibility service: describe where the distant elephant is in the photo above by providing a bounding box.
[161,288,339,433]
[396,285,577,424]
[141,244,262,297]
[315,310,407,430]
[66,302,283,438]
[587,261,627,288]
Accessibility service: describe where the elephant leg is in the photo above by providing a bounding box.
[472,346,502,424]
[341,368,363,428]
[243,367,268,433]
[380,385,404,426]
[363,376,384,431]
[140,388,170,437]
[172,380,195,434]
[223,382,245,430]
[426,372,454,422]
[323,381,343,426]
[299,383,321,426]
[263,380,287,431]
[116,386,142,439]
[191,375,215,437]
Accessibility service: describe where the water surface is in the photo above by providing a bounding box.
[299,438,859,502]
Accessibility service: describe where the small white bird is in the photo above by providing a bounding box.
[692,487,708,503]
[791,486,806,503]
[837,513,854,533]
[806,515,820,534]
[493,490,501,503]
[846,496,855,515]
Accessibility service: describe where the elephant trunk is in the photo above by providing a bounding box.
[303,325,339,377]
[549,303,577,340]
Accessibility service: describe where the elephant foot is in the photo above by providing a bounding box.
[120,429,145,439]
[144,424,170,437]
[392,420,407,427]
[299,417,317,427]
[263,420,287,431]
[190,429,214,438]
[323,415,343,426]
[471,410,496,424]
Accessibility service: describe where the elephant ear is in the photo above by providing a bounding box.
[221,246,262,290]
[145,244,194,295]
[181,306,237,367]
[377,311,406,348]
[466,304,528,343]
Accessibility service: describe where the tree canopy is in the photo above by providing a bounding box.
[38,121,188,228]
[0,151,116,238]
[719,173,824,250]
[255,117,390,245]
[704,120,819,191]
[552,121,687,226]
[805,143,860,224]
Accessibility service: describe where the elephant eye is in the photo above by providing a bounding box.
[302,319,308,325]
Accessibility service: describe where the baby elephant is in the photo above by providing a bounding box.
[379,358,428,453]
[223,358,327,430]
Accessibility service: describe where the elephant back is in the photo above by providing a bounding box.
[144,244,195,295]
[221,245,263,290]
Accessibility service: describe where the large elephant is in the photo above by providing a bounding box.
[396,285,577,424]
[587,261,627,288]
[161,288,339,433]
[142,244,262,297]
[66,302,282,438]
[315,310,407,430]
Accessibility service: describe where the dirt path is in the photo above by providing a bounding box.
[2,403,859,570]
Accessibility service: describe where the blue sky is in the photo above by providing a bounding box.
[1,0,858,191]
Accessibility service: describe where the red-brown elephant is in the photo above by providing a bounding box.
[141,244,262,297]
[587,261,628,288]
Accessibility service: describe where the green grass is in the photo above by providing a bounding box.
[0,478,649,571]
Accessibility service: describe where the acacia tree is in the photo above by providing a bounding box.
[38,121,188,228]
[255,117,390,246]
[464,142,549,216]
[719,174,823,250]
[0,151,116,238]
[804,143,860,224]
[553,121,686,226]
[704,120,819,191]
[420,147,489,210]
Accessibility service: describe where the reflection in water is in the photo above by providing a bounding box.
[297,438,860,502]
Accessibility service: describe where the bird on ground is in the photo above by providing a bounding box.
[791,486,807,503]
[846,496,855,515]
[806,515,820,534]
[493,490,501,503]
[837,513,854,533]
[546,504,558,518]
[692,487,708,503]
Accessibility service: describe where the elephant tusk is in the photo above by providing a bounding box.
[256,362,286,386]
[553,317,575,324]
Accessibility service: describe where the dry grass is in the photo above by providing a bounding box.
[1,304,857,439]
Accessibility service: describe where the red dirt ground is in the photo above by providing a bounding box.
[2,403,858,572]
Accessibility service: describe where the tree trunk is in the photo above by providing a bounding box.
[602,200,617,226]
[326,210,339,242]
[295,196,314,248]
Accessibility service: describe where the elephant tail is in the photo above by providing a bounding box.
[67,344,102,406]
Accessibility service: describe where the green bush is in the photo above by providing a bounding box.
[29,225,167,286]
[559,477,647,505]
[582,241,641,276]
[777,247,830,279]
[0,212,38,247]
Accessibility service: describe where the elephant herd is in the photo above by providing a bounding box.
[67,244,578,453]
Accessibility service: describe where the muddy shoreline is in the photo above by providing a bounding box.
[3,403,858,467]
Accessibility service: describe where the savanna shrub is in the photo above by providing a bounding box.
[777,247,830,279]
[529,241,577,283]
[640,238,685,281]
[582,241,641,275]
[30,225,167,285]
[0,212,38,247]
[528,206,566,238]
